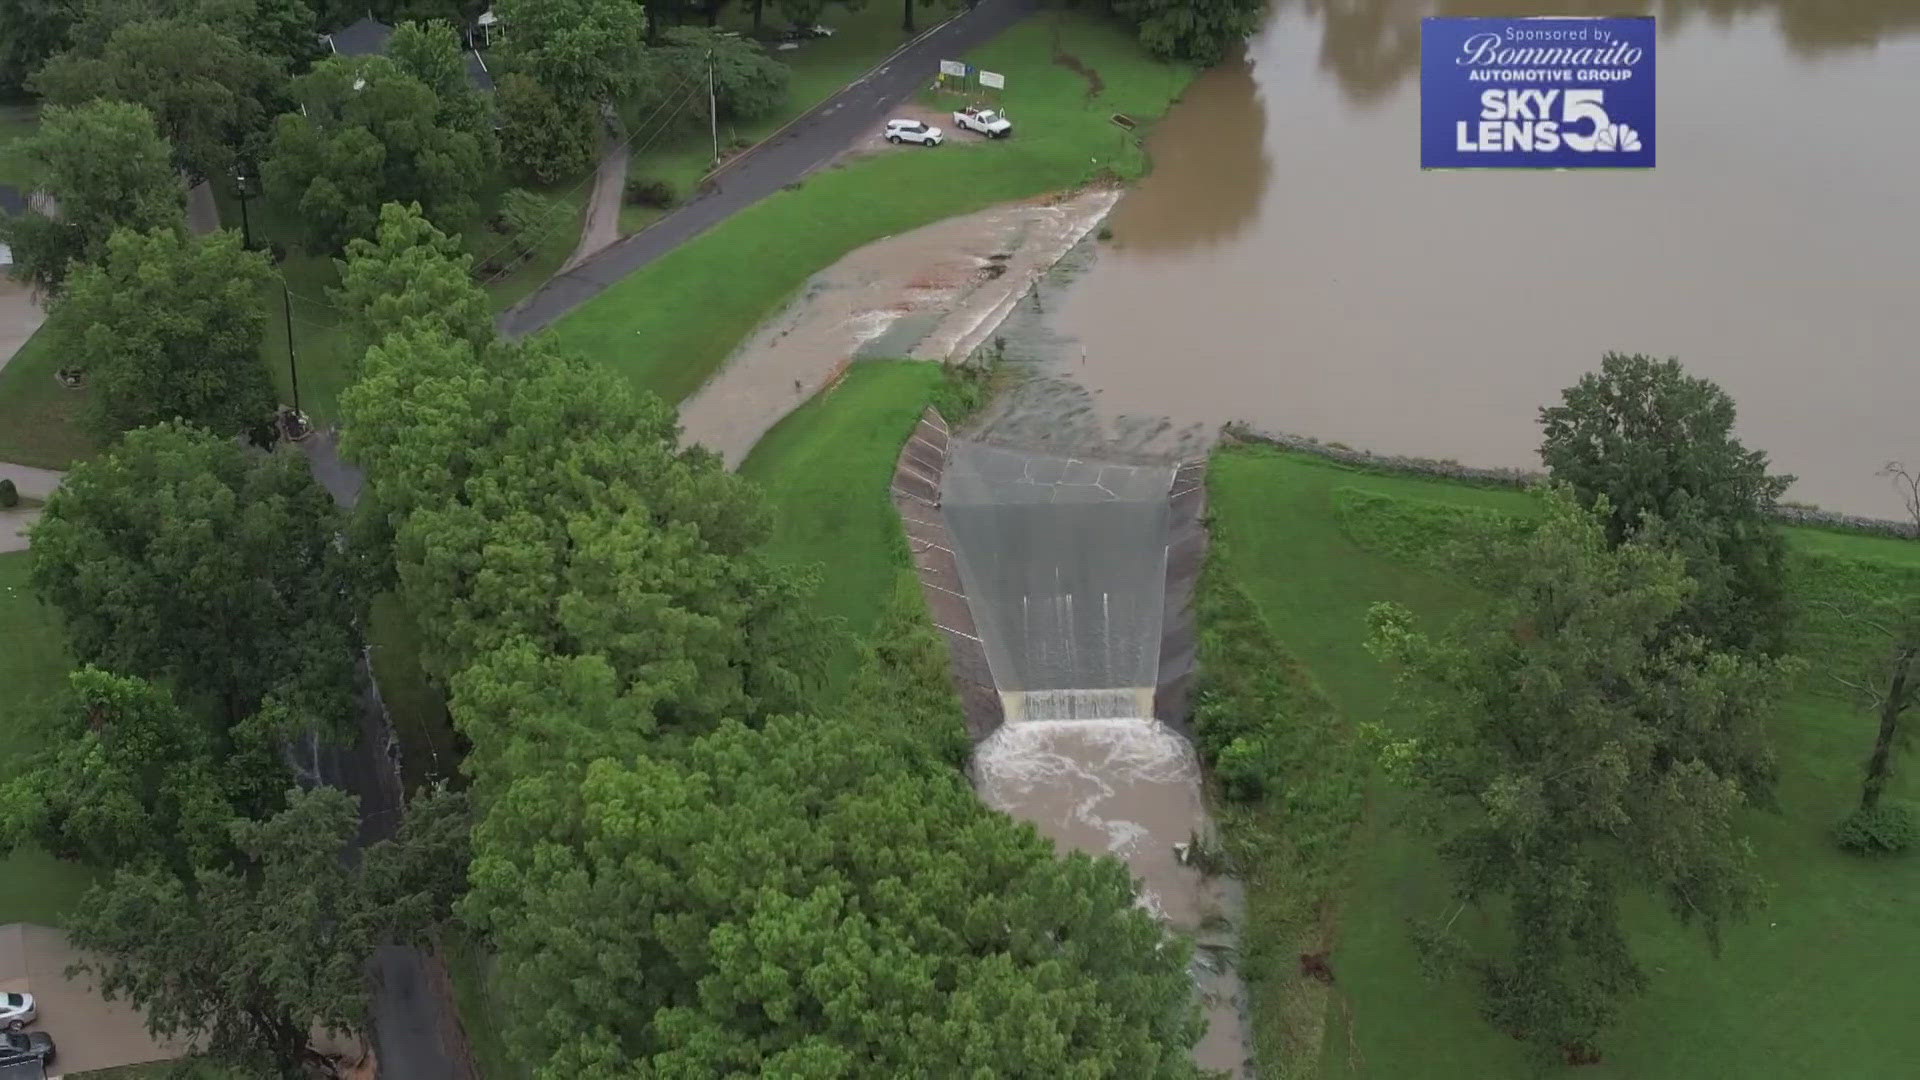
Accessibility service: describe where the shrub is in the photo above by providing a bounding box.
[623,178,675,209]
[929,360,992,425]
[267,241,288,264]
[1097,225,1113,241]
[1835,803,1915,855]
[0,478,17,508]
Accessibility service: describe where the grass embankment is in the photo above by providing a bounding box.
[1205,446,1920,1079]
[552,9,1193,405]
[0,551,100,924]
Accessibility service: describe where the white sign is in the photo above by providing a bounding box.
[939,59,967,78]
[978,70,1004,90]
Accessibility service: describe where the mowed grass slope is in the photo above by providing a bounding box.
[1205,446,1920,1079]
[739,360,944,686]
[550,10,1193,405]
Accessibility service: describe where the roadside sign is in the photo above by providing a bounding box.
[978,69,1004,89]
[939,59,966,77]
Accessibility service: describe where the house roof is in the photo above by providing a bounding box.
[324,16,394,58]
[0,184,25,216]
[321,16,494,93]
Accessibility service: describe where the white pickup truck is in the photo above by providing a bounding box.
[952,106,1013,138]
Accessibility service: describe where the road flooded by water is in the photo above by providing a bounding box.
[1047,0,1920,518]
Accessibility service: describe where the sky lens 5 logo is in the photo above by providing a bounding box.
[1421,17,1656,169]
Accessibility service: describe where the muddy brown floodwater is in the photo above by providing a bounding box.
[1048,0,1920,518]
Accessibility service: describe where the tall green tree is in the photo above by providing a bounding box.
[494,0,650,105]
[264,53,491,252]
[0,100,183,294]
[32,15,286,181]
[386,18,494,145]
[49,226,276,439]
[68,784,471,1079]
[657,26,790,119]
[1828,595,1920,853]
[495,71,598,184]
[29,422,361,730]
[466,711,1203,1077]
[332,201,495,353]
[0,0,77,95]
[1540,353,1795,654]
[1367,488,1794,1065]
[1105,0,1262,64]
[0,668,277,872]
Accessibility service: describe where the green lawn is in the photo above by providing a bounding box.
[0,551,100,924]
[617,0,956,234]
[552,9,1193,406]
[739,359,944,686]
[1204,446,1920,1079]
[0,102,38,187]
[0,324,101,469]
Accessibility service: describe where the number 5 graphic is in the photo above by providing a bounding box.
[1560,90,1610,151]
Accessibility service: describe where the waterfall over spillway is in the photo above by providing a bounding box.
[1003,687,1156,722]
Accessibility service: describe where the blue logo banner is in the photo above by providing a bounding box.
[1421,16,1656,169]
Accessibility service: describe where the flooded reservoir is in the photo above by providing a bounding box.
[1050,0,1920,518]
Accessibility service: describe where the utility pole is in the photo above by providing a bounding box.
[234,167,254,250]
[708,50,719,169]
[282,283,301,415]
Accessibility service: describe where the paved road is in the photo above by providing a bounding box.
[498,0,1037,338]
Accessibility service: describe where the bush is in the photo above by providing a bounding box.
[929,360,992,425]
[1097,225,1113,241]
[1834,803,1916,855]
[0,478,16,508]
[623,178,675,209]
[267,241,288,265]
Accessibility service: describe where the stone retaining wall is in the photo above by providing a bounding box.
[892,407,1004,741]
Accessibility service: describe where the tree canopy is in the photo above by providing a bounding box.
[495,71,599,185]
[494,0,651,106]
[1540,353,1795,653]
[68,783,471,1078]
[0,100,183,294]
[49,226,276,440]
[332,201,495,354]
[1367,487,1795,1065]
[32,13,286,182]
[29,422,361,730]
[1105,0,1262,65]
[264,53,492,252]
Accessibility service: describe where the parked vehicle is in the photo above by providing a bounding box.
[884,119,944,146]
[0,994,32,1032]
[952,106,1013,138]
[0,1031,52,1067]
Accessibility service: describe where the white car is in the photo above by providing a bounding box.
[0,992,34,1032]
[884,119,943,146]
[953,107,1013,138]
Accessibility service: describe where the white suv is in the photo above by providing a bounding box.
[884,119,943,146]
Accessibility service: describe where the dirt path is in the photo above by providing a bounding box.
[564,123,631,272]
[677,188,1120,468]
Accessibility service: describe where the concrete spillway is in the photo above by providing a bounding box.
[935,439,1250,1077]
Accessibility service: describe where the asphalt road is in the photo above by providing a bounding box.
[942,442,1173,694]
[497,0,1038,338]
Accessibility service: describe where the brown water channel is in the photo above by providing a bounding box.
[1051,0,1920,518]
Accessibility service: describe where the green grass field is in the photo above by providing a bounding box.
[739,359,944,686]
[0,551,100,924]
[552,9,1192,405]
[1205,446,1920,1078]
[0,327,101,470]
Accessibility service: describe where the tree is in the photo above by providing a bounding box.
[67,784,471,1079]
[1106,0,1263,64]
[264,54,491,252]
[32,16,286,182]
[0,100,183,294]
[0,0,77,95]
[0,668,276,872]
[1367,487,1795,1065]
[29,422,361,731]
[1540,353,1795,654]
[48,226,276,439]
[494,0,651,105]
[658,26,790,120]
[1881,460,1920,539]
[332,201,495,353]
[496,71,599,185]
[464,713,1203,1077]
[1827,595,1920,854]
[386,18,493,141]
